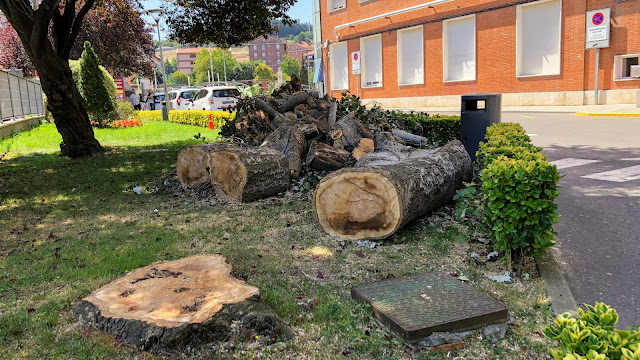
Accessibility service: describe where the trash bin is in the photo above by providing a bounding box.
[460,93,502,160]
[161,102,169,121]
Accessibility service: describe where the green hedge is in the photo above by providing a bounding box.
[133,110,234,129]
[479,122,559,271]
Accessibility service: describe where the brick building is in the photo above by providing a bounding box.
[288,41,315,64]
[176,48,202,75]
[248,36,288,72]
[319,0,640,107]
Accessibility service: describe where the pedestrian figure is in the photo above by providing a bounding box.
[146,91,155,110]
[130,90,141,110]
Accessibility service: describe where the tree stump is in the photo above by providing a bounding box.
[314,140,472,240]
[73,255,294,353]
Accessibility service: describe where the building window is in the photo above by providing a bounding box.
[516,0,562,77]
[361,34,383,87]
[329,42,348,90]
[277,52,281,58]
[329,0,346,12]
[277,59,281,64]
[261,44,265,50]
[254,53,258,58]
[397,26,424,86]
[253,45,257,50]
[614,54,640,81]
[276,44,280,50]
[443,15,476,82]
[262,53,266,58]
[262,60,266,64]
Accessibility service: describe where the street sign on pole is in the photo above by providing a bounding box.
[351,51,361,75]
[586,8,610,49]
[277,71,283,85]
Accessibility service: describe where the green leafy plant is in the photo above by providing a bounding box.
[543,303,640,360]
[133,110,233,129]
[79,41,116,126]
[479,122,559,274]
[453,183,481,223]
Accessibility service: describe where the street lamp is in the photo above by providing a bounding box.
[148,8,169,120]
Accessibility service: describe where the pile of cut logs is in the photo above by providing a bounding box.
[177,75,472,240]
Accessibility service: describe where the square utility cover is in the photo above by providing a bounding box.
[351,272,508,343]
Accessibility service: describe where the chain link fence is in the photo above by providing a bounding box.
[0,70,45,124]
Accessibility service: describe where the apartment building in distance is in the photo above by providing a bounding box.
[176,48,201,75]
[248,36,288,73]
[288,41,315,64]
[319,0,640,107]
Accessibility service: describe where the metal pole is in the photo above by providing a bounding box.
[209,46,214,85]
[156,19,169,120]
[223,49,227,83]
[594,48,600,106]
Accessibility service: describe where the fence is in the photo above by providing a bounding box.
[0,70,45,123]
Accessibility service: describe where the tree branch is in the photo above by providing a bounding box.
[61,0,95,57]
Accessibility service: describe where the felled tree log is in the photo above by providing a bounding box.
[177,143,239,186]
[73,255,294,353]
[272,91,319,113]
[306,141,351,171]
[209,146,290,202]
[254,98,290,130]
[177,144,290,202]
[314,140,472,240]
[296,123,319,139]
[261,125,307,179]
[392,129,427,147]
[333,113,363,149]
[352,138,375,160]
[328,101,338,127]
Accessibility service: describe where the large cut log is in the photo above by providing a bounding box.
[177,143,290,202]
[73,255,294,353]
[391,129,427,146]
[261,125,307,179]
[177,143,239,186]
[255,98,290,130]
[333,113,363,149]
[272,91,319,113]
[306,141,351,171]
[314,140,472,240]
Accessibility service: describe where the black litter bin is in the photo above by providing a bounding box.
[460,93,501,160]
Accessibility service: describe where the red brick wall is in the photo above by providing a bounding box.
[321,0,640,99]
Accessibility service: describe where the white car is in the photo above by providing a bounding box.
[167,88,200,110]
[190,86,240,111]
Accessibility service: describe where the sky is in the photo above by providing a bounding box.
[141,0,313,38]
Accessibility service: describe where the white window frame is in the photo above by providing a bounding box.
[329,0,346,12]
[329,41,349,91]
[442,14,476,82]
[613,54,640,81]
[360,34,383,88]
[516,0,562,78]
[397,25,424,86]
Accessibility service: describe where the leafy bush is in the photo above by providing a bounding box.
[112,100,134,121]
[543,303,640,360]
[79,41,115,126]
[133,110,234,129]
[335,92,460,147]
[479,122,559,273]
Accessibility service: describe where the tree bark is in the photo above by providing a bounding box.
[333,113,363,150]
[261,125,307,179]
[272,91,319,113]
[314,140,472,240]
[306,141,351,171]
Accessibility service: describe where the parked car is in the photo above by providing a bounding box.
[153,93,165,110]
[167,88,199,110]
[190,86,241,111]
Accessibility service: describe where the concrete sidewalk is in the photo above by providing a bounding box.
[385,103,640,116]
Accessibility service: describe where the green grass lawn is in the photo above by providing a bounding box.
[0,121,554,359]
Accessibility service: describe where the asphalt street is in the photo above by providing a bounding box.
[506,113,640,328]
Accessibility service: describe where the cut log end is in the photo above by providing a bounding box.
[177,147,211,186]
[210,151,247,201]
[314,169,401,240]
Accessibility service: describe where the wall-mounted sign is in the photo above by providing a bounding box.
[352,51,361,75]
[586,8,610,49]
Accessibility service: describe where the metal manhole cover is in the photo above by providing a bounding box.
[351,272,508,343]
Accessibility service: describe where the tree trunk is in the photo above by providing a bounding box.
[314,140,472,240]
[178,143,290,202]
[261,125,307,179]
[306,141,352,171]
[34,51,104,157]
[272,91,319,113]
[73,255,294,353]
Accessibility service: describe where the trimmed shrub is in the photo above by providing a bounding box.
[543,302,640,360]
[79,41,115,126]
[133,110,234,129]
[479,122,559,273]
[113,100,134,120]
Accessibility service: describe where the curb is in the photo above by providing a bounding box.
[537,251,579,317]
[575,112,640,117]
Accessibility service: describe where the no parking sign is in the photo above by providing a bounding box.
[586,8,610,49]
[351,51,361,75]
